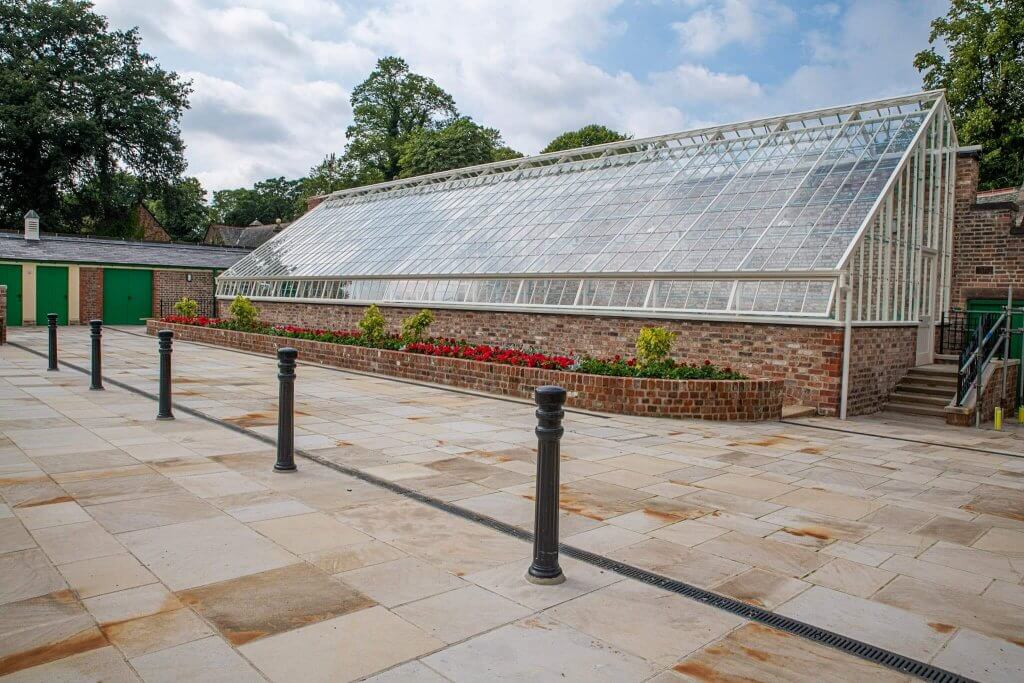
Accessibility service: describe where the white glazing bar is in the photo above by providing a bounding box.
[856,239,865,320]
[882,183,895,320]
[833,97,942,271]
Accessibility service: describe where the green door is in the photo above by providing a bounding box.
[103,268,152,325]
[967,299,1023,360]
[35,266,68,325]
[0,264,22,326]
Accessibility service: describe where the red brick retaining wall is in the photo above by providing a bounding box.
[147,320,784,421]
[945,361,1019,426]
[219,299,840,414]
[847,325,919,415]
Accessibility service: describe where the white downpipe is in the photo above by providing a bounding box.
[840,274,853,420]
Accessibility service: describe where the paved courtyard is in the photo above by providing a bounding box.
[2,325,1024,682]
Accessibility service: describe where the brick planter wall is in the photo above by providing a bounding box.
[219,299,839,414]
[147,320,784,421]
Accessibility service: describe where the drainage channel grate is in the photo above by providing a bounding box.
[12,343,975,683]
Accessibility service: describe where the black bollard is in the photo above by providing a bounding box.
[46,313,58,371]
[89,320,103,390]
[274,347,298,472]
[526,385,567,585]
[156,330,174,420]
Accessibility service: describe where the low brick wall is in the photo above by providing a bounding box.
[945,360,1019,426]
[218,299,840,414]
[147,320,784,421]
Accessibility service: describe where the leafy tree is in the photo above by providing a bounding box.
[344,56,458,182]
[147,177,210,241]
[398,117,521,178]
[915,0,1024,189]
[0,0,191,232]
[210,177,302,226]
[295,153,383,213]
[541,124,630,154]
[59,171,143,237]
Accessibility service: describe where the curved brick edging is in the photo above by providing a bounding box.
[146,320,784,421]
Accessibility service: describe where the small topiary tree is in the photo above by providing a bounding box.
[228,295,259,328]
[358,304,388,344]
[635,326,676,368]
[401,309,434,344]
[173,296,198,318]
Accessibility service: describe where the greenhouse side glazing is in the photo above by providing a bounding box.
[218,91,957,323]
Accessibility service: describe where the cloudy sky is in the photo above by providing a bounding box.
[92,0,948,192]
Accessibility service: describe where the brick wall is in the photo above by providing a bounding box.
[846,325,918,415]
[950,152,1024,309]
[152,271,215,316]
[218,299,847,414]
[134,205,172,242]
[945,360,1019,426]
[0,284,6,343]
[79,267,103,323]
[148,320,784,421]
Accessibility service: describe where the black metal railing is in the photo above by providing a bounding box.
[937,309,968,355]
[158,297,217,319]
[956,311,1003,405]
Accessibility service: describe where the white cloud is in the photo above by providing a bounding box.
[89,0,948,192]
[672,0,795,56]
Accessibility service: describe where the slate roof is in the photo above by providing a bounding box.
[204,222,286,248]
[0,232,249,269]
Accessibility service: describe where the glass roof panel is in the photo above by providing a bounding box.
[222,93,940,281]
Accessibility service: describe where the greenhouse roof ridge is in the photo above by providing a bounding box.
[323,90,946,202]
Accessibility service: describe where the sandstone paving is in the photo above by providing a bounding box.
[5,328,1024,680]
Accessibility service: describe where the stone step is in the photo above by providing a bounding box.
[934,353,960,365]
[895,381,954,398]
[884,402,948,418]
[903,371,958,387]
[907,364,958,377]
[888,391,950,407]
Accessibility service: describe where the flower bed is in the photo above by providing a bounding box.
[147,318,783,421]
[155,316,744,379]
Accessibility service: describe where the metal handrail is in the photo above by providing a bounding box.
[959,312,1005,374]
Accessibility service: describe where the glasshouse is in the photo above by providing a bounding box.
[217,91,965,416]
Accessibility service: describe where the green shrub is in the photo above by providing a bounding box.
[172,296,198,318]
[228,295,259,328]
[635,327,676,367]
[358,304,388,344]
[401,309,434,344]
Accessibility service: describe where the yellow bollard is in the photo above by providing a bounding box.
[1019,405,1024,423]
[994,407,1003,431]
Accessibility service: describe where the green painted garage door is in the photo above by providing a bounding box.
[35,266,68,325]
[103,268,152,325]
[0,264,22,326]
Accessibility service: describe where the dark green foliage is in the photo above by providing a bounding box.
[915,0,1024,189]
[541,125,630,154]
[574,357,745,380]
[146,177,210,240]
[398,117,520,178]
[210,177,302,226]
[0,0,191,234]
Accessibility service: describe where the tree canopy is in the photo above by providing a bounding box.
[344,56,458,182]
[541,125,630,154]
[0,0,192,236]
[210,177,303,227]
[398,117,520,178]
[915,0,1024,189]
